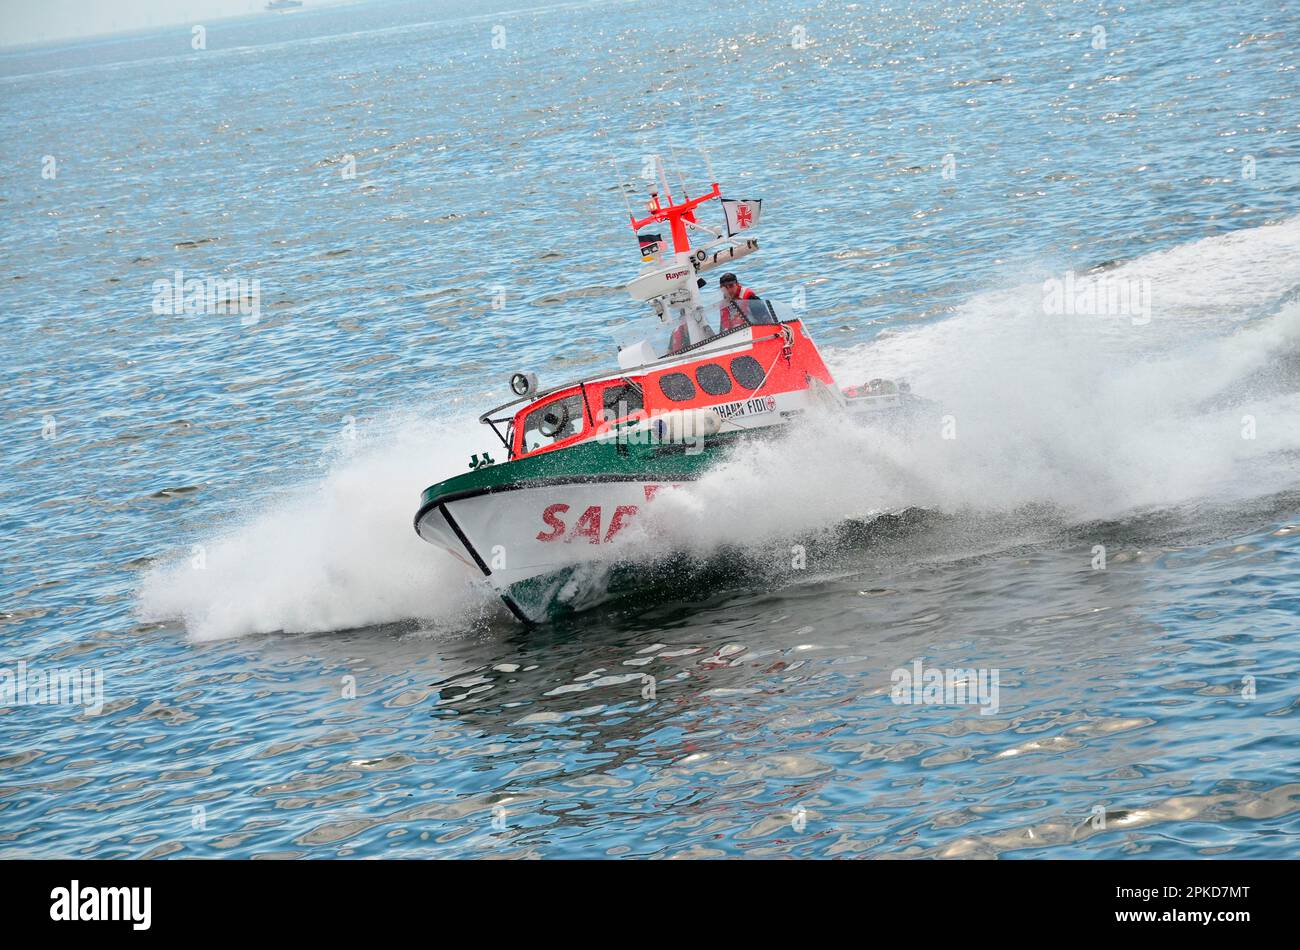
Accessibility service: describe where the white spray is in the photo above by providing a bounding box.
[139,217,1300,639]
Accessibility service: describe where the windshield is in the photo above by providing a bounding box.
[520,393,586,453]
[715,294,780,329]
[611,294,794,363]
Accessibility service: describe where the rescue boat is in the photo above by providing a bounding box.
[414,158,924,624]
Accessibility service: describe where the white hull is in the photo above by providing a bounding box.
[416,478,680,622]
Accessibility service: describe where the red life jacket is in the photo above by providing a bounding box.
[720,287,758,330]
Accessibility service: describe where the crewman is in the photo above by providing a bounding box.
[718,272,760,330]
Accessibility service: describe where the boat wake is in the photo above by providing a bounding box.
[137,216,1300,639]
[137,413,503,642]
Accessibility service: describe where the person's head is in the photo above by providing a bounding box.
[719,272,741,300]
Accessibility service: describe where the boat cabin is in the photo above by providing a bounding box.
[474,157,842,463]
[495,317,834,461]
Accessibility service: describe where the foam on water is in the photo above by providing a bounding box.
[137,413,497,641]
[682,217,1300,538]
[138,217,1300,639]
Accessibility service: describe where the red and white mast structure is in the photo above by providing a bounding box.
[623,155,760,357]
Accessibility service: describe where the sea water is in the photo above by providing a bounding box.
[1,0,1298,858]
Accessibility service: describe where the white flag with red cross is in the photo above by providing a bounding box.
[721,198,762,236]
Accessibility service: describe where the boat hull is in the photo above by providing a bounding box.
[417,477,686,623]
[414,431,751,622]
[414,388,933,623]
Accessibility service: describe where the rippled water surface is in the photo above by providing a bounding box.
[2,0,1299,858]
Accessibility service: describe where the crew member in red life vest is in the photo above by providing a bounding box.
[718,272,759,330]
[667,273,759,354]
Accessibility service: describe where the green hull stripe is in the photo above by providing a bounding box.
[418,429,749,508]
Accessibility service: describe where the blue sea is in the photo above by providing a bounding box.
[1,0,1298,858]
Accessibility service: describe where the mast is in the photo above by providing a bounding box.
[628,156,720,258]
[620,154,761,362]
[627,156,720,347]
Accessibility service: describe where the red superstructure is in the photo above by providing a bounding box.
[469,153,874,467]
[506,321,835,460]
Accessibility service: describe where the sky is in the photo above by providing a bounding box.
[0,0,355,48]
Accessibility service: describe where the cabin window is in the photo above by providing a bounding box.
[729,355,766,390]
[601,382,644,422]
[521,393,585,453]
[694,363,733,397]
[657,372,696,402]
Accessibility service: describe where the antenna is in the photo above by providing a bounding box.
[700,143,718,189]
[667,143,690,198]
[654,155,673,205]
[608,151,635,220]
[689,92,719,185]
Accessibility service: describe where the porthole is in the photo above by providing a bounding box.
[729,355,765,390]
[695,363,733,397]
[657,372,697,402]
